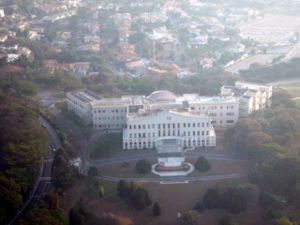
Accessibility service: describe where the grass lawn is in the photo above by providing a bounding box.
[293,99,300,108]
[74,179,261,225]
[61,157,258,225]
[282,86,300,98]
[89,133,123,158]
[98,158,251,179]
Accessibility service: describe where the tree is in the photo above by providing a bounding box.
[180,210,199,225]
[69,207,86,225]
[135,159,151,174]
[193,201,205,213]
[220,187,250,214]
[152,202,161,216]
[117,180,136,198]
[194,156,211,172]
[259,192,286,220]
[276,218,294,225]
[130,187,152,210]
[98,183,105,198]
[203,188,220,209]
[219,215,237,225]
[88,166,98,177]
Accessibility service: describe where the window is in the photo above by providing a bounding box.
[226,120,235,123]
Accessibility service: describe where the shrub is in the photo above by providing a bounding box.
[98,183,105,198]
[121,161,129,167]
[136,159,151,174]
[193,201,205,213]
[194,156,211,172]
[180,210,199,225]
[219,215,237,225]
[152,202,161,216]
[117,180,136,198]
[203,188,220,209]
[130,187,152,210]
[88,166,98,177]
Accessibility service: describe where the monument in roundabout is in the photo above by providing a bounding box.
[152,137,194,177]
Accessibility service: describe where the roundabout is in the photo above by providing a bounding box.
[85,151,249,184]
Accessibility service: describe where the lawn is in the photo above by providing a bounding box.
[89,133,123,158]
[281,86,300,98]
[74,179,261,225]
[61,157,258,225]
[98,158,251,179]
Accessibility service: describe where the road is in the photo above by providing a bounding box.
[268,78,300,87]
[7,116,61,225]
[101,173,241,184]
[88,152,247,168]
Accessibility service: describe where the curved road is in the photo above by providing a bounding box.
[85,150,248,183]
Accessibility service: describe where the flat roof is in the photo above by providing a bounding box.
[68,90,100,103]
[178,95,239,104]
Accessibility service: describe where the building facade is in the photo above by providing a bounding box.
[123,110,216,150]
[67,81,272,150]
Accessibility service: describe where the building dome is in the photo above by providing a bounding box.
[148,90,177,102]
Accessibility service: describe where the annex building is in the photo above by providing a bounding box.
[67,81,272,151]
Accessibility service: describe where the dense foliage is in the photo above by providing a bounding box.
[135,159,151,174]
[117,180,152,210]
[52,146,78,190]
[0,94,48,224]
[18,192,67,225]
[240,58,300,83]
[225,91,300,222]
[194,156,211,172]
[203,186,253,214]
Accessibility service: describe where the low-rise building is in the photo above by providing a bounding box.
[67,81,272,150]
[123,110,216,150]
[221,81,272,117]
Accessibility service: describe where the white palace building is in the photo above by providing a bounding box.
[67,81,272,153]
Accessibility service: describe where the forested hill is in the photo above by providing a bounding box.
[0,93,48,224]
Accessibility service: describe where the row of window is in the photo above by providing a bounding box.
[127,122,210,130]
[93,109,127,114]
[190,105,236,111]
[209,112,235,117]
[94,123,125,129]
[211,120,235,124]
[128,130,210,139]
[95,116,125,120]
[124,139,211,149]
